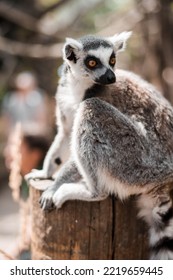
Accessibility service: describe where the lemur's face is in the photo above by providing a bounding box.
[63,32,131,85]
[82,45,116,85]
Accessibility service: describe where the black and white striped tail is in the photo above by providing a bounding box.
[137,191,173,260]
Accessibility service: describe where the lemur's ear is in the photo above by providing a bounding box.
[108,31,132,52]
[63,38,82,63]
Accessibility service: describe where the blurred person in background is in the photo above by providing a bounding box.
[2,71,50,179]
[0,71,52,259]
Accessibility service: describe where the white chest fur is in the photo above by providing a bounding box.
[57,75,93,133]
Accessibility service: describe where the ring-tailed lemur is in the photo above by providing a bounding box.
[26,32,173,260]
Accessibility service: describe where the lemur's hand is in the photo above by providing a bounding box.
[25,169,50,182]
[39,184,57,211]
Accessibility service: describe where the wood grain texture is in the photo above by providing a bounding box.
[30,185,149,260]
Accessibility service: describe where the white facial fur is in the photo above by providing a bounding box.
[84,47,115,82]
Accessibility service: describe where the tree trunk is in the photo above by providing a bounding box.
[30,181,149,260]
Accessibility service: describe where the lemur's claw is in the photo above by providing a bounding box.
[39,186,57,211]
[39,195,55,211]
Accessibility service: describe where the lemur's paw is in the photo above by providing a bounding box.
[52,194,63,209]
[25,169,50,182]
[39,188,56,211]
[52,185,67,209]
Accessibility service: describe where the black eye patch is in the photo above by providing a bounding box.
[110,51,115,59]
[84,55,102,70]
[109,52,116,67]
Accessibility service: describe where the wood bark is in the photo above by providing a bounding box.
[30,181,148,260]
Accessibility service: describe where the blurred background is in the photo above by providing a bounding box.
[0,0,173,259]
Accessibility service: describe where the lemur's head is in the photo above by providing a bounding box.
[63,32,132,85]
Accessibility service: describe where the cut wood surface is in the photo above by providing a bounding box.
[30,180,149,260]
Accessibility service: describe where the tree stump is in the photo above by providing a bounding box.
[30,180,149,260]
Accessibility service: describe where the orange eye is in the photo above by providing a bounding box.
[88,60,97,67]
[110,57,116,66]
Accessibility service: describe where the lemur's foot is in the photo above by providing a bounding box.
[52,187,64,209]
[39,186,56,211]
[25,169,51,182]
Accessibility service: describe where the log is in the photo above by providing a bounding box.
[30,180,149,260]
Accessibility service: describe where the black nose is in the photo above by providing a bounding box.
[96,69,116,85]
[106,69,116,84]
